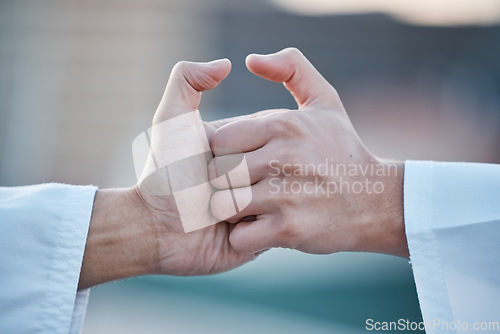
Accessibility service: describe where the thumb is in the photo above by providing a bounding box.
[246,48,343,111]
[154,59,231,124]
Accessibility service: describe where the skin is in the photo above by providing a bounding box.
[79,48,409,290]
[79,59,260,290]
[209,48,408,258]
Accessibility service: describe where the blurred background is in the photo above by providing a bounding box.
[1,0,499,333]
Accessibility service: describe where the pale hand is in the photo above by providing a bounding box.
[209,48,408,258]
[79,59,256,289]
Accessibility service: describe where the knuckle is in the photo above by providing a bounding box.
[171,61,198,89]
[274,151,293,168]
[283,47,304,60]
[269,113,305,138]
[276,216,300,248]
[173,60,223,92]
[277,191,300,208]
[210,130,226,154]
[214,154,238,177]
[172,60,189,75]
[209,191,221,214]
[266,146,301,177]
[210,191,233,220]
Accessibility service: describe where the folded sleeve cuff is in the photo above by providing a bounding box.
[404,161,500,334]
[41,184,97,334]
[0,183,97,334]
[404,161,455,331]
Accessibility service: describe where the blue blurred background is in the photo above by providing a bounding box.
[1,1,499,333]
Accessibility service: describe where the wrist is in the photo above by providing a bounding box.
[353,160,409,257]
[378,160,408,257]
[78,188,159,289]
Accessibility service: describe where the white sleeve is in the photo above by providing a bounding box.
[0,183,97,334]
[404,161,500,334]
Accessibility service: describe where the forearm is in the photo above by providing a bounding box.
[78,188,159,290]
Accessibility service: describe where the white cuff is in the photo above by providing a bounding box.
[404,161,500,334]
[0,183,97,334]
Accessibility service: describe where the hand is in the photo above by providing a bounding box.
[79,59,256,289]
[209,48,408,258]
